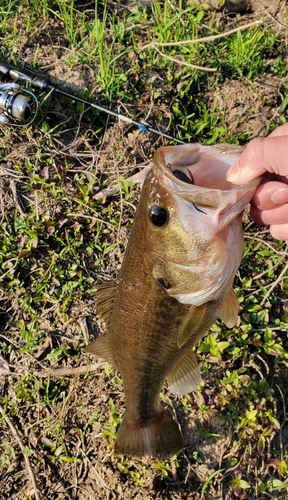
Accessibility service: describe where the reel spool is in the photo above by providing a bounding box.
[0,82,38,126]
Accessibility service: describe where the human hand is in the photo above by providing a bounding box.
[226,123,288,242]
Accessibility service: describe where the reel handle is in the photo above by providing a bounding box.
[0,61,53,91]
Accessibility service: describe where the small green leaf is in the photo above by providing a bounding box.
[280,94,288,113]
[239,479,250,489]
[271,479,288,490]
[217,341,230,352]
[245,410,258,420]
[257,435,265,455]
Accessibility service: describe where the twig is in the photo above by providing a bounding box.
[247,359,264,379]
[255,354,270,376]
[260,261,288,306]
[0,165,26,178]
[140,20,264,73]
[36,362,104,377]
[262,5,287,30]
[77,317,90,344]
[66,211,116,230]
[141,20,263,50]
[153,46,216,72]
[94,165,151,201]
[182,450,195,484]
[0,404,41,500]
[252,253,287,281]
[275,383,287,461]
[81,449,109,490]
[244,234,287,256]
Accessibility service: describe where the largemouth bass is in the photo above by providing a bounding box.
[85,143,261,459]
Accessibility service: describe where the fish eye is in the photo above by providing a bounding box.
[148,205,168,227]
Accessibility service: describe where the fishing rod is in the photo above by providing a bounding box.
[0,60,185,144]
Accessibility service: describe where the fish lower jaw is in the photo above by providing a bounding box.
[114,409,182,459]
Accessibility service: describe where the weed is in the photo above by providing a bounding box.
[229,469,250,497]
[102,397,122,445]
[200,469,225,499]
[0,442,16,472]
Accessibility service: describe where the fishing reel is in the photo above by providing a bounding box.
[0,82,38,126]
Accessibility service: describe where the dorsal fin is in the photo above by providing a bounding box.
[95,281,117,328]
[177,304,207,348]
[219,288,239,328]
[83,282,117,367]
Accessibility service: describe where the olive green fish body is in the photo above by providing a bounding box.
[85,143,261,459]
[94,216,192,458]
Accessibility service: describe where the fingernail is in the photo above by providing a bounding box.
[270,188,288,205]
[226,164,240,183]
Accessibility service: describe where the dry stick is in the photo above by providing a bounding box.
[260,260,288,306]
[36,362,104,378]
[81,449,109,490]
[141,19,264,72]
[66,210,116,230]
[255,354,270,375]
[248,359,264,380]
[263,5,287,30]
[141,20,263,50]
[0,404,41,500]
[94,165,151,201]
[275,383,287,461]
[77,317,90,345]
[153,45,216,72]
[244,234,287,256]
[252,253,287,281]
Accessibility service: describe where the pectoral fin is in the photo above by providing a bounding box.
[177,304,207,348]
[84,333,115,367]
[167,350,201,396]
[219,288,239,328]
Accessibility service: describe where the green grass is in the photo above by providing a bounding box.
[0,0,288,499]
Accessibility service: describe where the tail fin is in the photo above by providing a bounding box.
[114,410,182,459]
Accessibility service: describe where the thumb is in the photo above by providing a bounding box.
[226,136,288,185]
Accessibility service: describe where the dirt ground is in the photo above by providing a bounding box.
[0,2,288,500]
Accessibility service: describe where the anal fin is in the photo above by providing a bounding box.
[167,350,201,396]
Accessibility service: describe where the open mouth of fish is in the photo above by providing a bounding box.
[150,143,262,305]
[154,143,260,215]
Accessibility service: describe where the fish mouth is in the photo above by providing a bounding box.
[150,143,262,306]
[153,143,261,212]
[154,143,261,210]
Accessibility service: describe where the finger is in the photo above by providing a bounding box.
[268,123,288,138]
[251,181,288,211]
[226,136,288,184]
[250,203,288,226]
[270,223,288,241]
